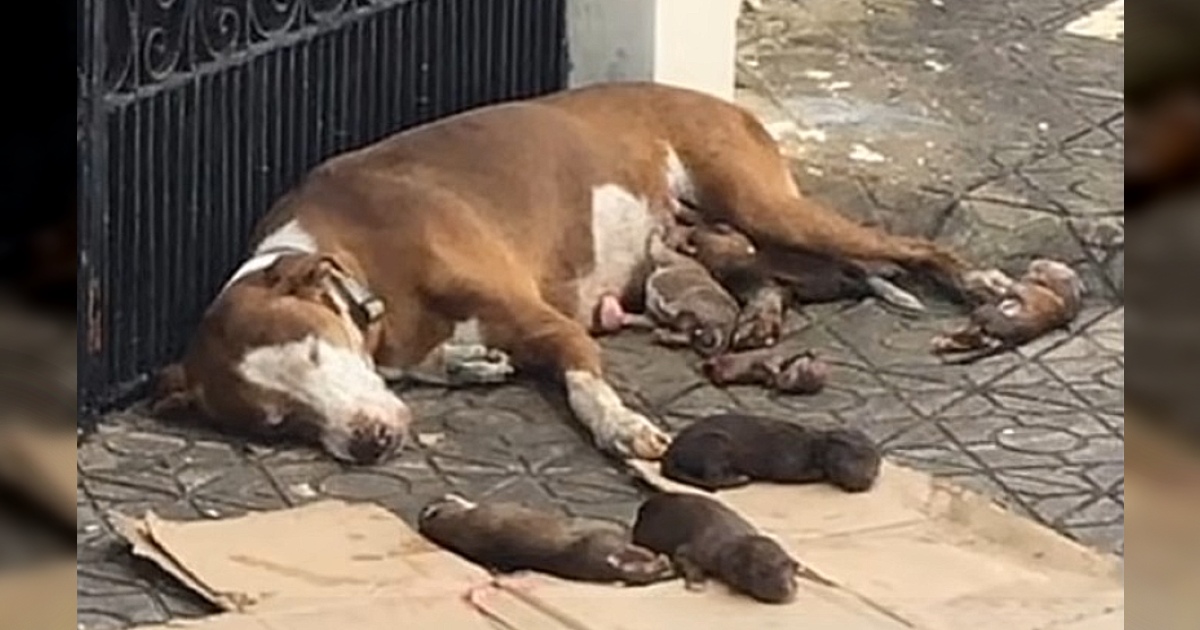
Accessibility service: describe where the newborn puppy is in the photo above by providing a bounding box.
[631,492,833,603]
[680,214,925,350]
[418,495,674,586]
[759,247,927,314]
[638,226,745,356]
[660,414,881,493]
[681,222,788,351]
[934,259,1084,362]
[702,348,828,395]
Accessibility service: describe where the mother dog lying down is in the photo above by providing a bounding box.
[152,82,967,465]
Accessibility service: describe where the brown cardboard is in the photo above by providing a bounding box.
[112,499,493,613]
[116,500,535,629]
[615,460,1123,630]
[0,560,78,630]
[0,425,77,525]
[118,461,1125,630]
[477,574,915,630]
[131,594,501,630]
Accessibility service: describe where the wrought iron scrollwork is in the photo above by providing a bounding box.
[195,0,246,62]
[104,0,398,93]
[248,0,303,39]
[141,0,189,84]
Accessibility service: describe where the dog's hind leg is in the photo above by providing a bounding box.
[672,119,971,287]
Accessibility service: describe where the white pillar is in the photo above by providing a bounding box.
[566,0,742,102]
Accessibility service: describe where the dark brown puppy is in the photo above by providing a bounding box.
[418,495,674,586]
[702,348,828,395]
[631,492,833,603]
[934,259,1084,363]
[660,414,881,493]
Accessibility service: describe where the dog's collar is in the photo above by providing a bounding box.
[257,246,386,333]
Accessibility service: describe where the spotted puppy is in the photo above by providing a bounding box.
[417,495,674,586]
[935,258,1084,362]
[595,225,745,357]
[660,413,881,493]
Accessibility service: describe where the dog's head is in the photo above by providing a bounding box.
[154,252,410,465]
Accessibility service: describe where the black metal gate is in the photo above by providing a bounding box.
[78,0,568,416]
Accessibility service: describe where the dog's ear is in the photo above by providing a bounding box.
[263,255,338,296]
[148,362,199,417]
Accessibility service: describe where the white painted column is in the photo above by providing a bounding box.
[566,0,742,102]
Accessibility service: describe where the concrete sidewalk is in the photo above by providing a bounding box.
[76,1,1123,628]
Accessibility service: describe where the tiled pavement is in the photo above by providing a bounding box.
[74,1,1124,628]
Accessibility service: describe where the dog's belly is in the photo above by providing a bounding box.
[572,183,659,323]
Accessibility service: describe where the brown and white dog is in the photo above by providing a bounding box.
[152,82,967,465]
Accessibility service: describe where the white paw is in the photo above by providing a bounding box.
[599,407,672,461]
[565,371,672,460]
[444,345,514,385]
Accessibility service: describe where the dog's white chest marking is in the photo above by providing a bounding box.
[575,183,657,321]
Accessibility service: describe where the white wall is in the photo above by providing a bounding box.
[566,0,740,101]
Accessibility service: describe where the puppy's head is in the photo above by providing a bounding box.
[1023,259,1083,306]
[685,223,758,274]
[774,352,829,394]
[676,312,732,358]
[721,536,799,604]
[820,428,882,492]
[417,493,477,528]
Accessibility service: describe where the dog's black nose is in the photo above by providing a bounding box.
[347,423,398,465]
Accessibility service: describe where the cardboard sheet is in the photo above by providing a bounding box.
[111,499,492,613]
[118,462,1125,630]
[0,424,76,525]
[0,560,78,630]
[133,595,501,630]
[592,460,1125,630]
[477,573,914,630]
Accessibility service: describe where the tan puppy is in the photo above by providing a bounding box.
[934,259,1083,361]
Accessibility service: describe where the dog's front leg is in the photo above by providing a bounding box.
[466,287,672,460]
[563,369,670,460]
